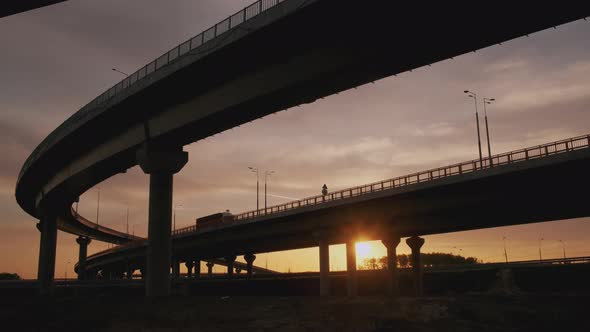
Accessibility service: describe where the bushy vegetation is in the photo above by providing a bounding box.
[363,252,479,270]
[0,273,21,280]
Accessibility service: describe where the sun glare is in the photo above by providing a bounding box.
[356,242,371,259]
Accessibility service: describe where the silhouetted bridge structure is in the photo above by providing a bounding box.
[82,134,590,295]
[14,0,590,297]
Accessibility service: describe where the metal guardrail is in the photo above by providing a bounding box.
[170,134,590,235]
[72,208,142,242]
[425,256,590,272]
[18,0,288,183]
[86,0,286,110]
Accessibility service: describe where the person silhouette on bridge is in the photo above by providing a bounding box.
[322,184,328,196]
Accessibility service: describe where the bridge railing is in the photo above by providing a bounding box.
[228,134,590,222]
[170,134,590,236]
[18,0,290,184]
[87,0,286,111]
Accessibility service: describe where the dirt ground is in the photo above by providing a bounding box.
[3,294,588,331]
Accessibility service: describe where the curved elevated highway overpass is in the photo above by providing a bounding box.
[15,0,590,296]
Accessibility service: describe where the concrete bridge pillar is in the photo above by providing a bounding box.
[37,214,57,296]
[126,265,135,280]
[194,259,201,278]
[137,144,188,297]
[172,259,181,279]
[185,260,194,278]
[206,262,214,277]
[140,268,146,280]
[244,253,256,279]
[346,241,357,297]
[382,235,401,296]
[406,236,425,296]
[76,236,91,281]
[317,235,330,296]
[225,255,237,279]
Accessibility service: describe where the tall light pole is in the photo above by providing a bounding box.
[483,98,495,165]
[539,237,544,261]
[464,90,483,165]
[173,202,182,232]
[264,170,274,210]
[248,167,259,211]
[502,236,509,263]
[96,187,101,227]
[112,68,129,77]
[126,204,130,236]
[559,240,566,260]
[65,260,70,281]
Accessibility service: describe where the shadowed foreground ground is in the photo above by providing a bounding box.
[2,294,589,331]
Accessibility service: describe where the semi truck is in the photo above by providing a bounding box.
[195,210,234,230]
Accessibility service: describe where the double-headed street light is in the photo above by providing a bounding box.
[248,167,260,211]
[483,97,495,165]
[502,236,509,263]
[125,204,130,236]
[173,202,182,232]
[96,187,101,227]
[264,170,275,210]
[559,240,566,260]
[65,260,70,282]
[464,90,483,165]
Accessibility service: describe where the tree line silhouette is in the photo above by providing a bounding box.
[362,252,479,270]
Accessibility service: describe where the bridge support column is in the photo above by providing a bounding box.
[137,145,188,297]
[225,255,237,279]
[318,236,330,296]
[37,215,57,296]
[406,236,425,296]
[346,241,357,297]
[185,260,194,278]
[244,253,256,279]
[382,235,401,296]
[126,265,134,280]
[172,259,180,279]
[206,262,214,277]
[194,259,201,278]
[76,236,91,281]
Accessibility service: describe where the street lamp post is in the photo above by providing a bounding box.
[112,68,129,77]
[248,167,259,212]
[559,240,566,260]
[464,90,483,166]
[173,202,182,232]
[483,98,495,166]
[65,260,70,284]
[126,205,130,236]
[503,236,509,263]
[96,187,100,227]
[264,170,275,211]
